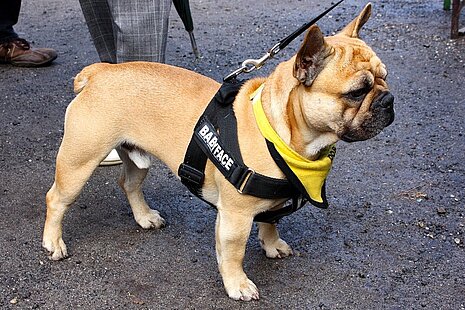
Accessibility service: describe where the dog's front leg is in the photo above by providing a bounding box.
[258,222,293,258]
[215,209,258,301]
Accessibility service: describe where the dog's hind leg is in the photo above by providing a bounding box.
[117,147,165,229]
[43,97,120,260]
[258,222,293,258]
[43,144,105,260]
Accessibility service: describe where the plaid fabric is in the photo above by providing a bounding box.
[79,0,171,63]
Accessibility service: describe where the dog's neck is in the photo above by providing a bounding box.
[261,59,338,161]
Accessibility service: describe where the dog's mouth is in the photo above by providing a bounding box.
[340,133,362,143]
[340,92,395,143]
[339,110,395,143]
[340,117,394,143]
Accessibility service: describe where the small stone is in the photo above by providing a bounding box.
[437,207,447,215]
[10,297,18,304]
[454,238,461,245]
[132,298,145,305]
[418,221,425,228]
[363,202,372,208]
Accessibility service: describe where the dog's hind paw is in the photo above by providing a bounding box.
[260,238,293,259]
[225,278,259,301]
[135,209,165,229]
[42,238,68,261]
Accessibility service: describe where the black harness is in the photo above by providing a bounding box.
[176,1,345,223]
[178,80,328,223]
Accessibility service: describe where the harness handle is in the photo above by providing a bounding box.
[223,0,344,82]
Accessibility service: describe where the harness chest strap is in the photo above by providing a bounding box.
[178,81,335,223]
[178,81,296,207]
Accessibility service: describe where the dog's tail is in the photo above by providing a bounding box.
[73,63,107,94]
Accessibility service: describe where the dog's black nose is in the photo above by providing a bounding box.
[373,91,394,110]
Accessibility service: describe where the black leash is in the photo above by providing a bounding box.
[223,0,344,82]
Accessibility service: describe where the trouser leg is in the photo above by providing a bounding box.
[0,0,21,42]
[79,0,117,63]
[108,0,171,63]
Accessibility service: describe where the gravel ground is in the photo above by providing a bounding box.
[0,0,464,309]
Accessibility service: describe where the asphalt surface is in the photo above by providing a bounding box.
[1,0,464,309]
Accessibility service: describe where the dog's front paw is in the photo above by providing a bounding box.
[260,238,293,259]
[42,237,68,260]
[224,277,259,301]
[135,209,165,229]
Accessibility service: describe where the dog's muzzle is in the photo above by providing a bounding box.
[372,91,395,126]
[340,91,395,143]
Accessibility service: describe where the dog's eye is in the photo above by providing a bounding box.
[346,88,369,101]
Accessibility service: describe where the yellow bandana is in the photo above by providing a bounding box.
[251,85,335,204]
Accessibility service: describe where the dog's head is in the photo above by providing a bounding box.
[285,3,394,149]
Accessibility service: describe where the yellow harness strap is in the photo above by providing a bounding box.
[251,84,334,203]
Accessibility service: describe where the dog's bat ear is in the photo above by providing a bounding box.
[340,3,372,38]
[293,24,329,87]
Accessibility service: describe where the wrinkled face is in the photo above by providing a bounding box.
[305,35,394,142]
[292,4,394,143]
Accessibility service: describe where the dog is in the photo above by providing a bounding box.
[43,3,394,301]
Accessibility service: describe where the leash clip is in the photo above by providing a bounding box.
[223,43,281,82]
[242,53,270,73]
[242,42,281,72]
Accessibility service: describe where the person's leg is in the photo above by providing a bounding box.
[0,0,21,42]
[108,0,171,63]
[0,0,57,67]
[78,0,117,63]
[0,0,21,43]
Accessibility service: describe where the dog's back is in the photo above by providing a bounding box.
[65,62,221,172]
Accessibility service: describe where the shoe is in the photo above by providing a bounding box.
[100,149,122,166]
[0,38,57,67]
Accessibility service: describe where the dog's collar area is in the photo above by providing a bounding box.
[178,80,333,223]
[251,84,335,207]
